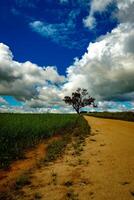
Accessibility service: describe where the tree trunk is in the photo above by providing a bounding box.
[76,109,80,114]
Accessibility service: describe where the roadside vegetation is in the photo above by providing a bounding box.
[86,111,134,122]
[0,113,79,169]
[0,113,90,169]
[44,116,90,163]
[0,113,90,200]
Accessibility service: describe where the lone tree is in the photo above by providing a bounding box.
[63,88,96,114]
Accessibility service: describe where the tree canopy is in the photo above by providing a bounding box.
[63,88,97,114]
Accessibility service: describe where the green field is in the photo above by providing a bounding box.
[86,112,134,122]
[0,113,89,168]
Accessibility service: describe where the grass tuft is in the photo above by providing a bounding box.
[34,192,42,199]
[66,189,79,200]
[14,171,31,190]
[44,139,68,162]
[44,115,90,162]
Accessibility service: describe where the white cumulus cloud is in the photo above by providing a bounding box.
[0,43,66,102]
[1,0,134,113]
[83,0,112,28]
[63,22,134,101]
[83,0,134,29]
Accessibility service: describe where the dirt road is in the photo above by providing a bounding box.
[83,116,134,200]
[3,116,134,200]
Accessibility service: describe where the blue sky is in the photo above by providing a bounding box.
[0,0,134,112]
[0,0,117,73]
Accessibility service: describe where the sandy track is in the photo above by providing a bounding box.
[0,136,61,192]
[83,116,134,200]
[3,116,134,200]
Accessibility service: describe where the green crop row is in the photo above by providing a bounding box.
[0,113,79,168]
